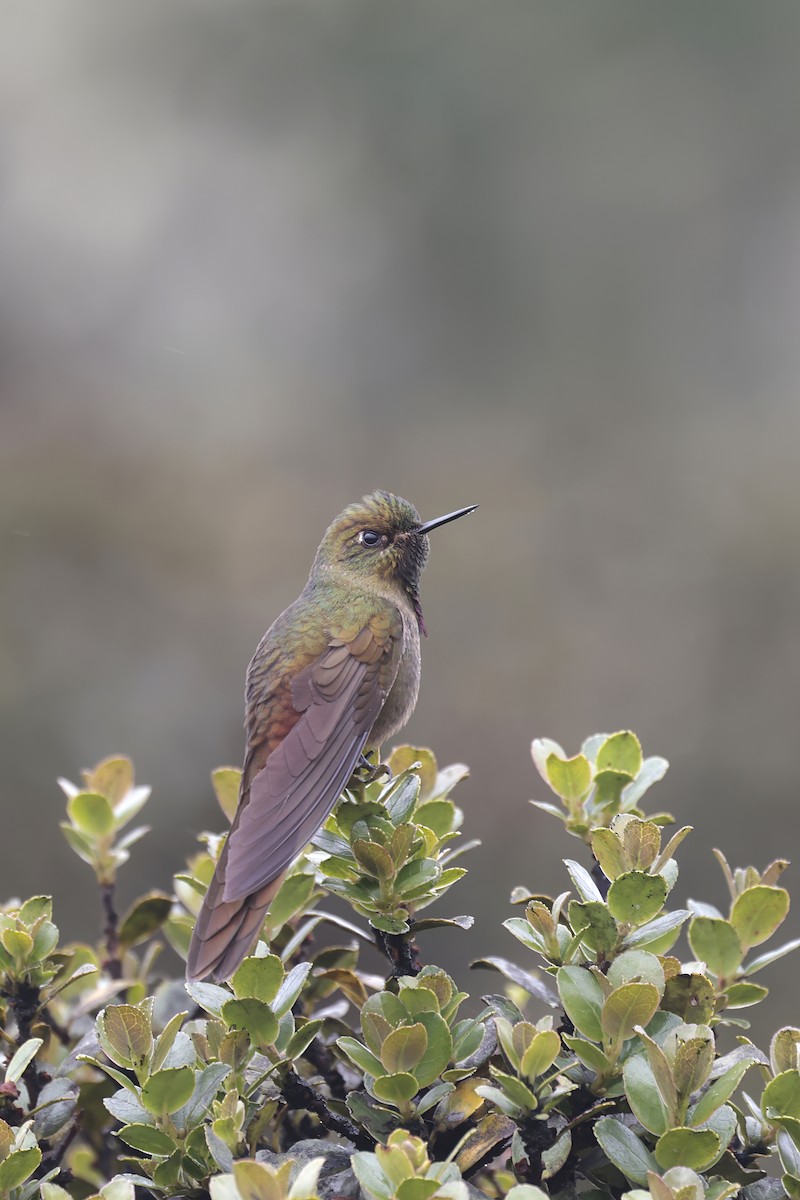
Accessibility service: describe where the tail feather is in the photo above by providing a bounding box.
[186,842,284,981]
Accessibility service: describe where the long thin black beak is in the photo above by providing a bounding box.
[416,504,478,535]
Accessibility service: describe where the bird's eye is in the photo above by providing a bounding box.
[358,529,382,547]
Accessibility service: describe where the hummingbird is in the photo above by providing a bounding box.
[187,491,477,981]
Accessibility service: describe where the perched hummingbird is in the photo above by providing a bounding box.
[187,491,477,981]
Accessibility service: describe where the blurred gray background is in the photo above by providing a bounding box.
[2,2,799,1041]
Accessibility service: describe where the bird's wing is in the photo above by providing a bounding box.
[222,605,403,900]
[187,606,403,981]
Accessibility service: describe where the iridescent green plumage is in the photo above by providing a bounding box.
[187,491,476,981]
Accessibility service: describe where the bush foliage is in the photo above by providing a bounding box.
[0,733,797,1199]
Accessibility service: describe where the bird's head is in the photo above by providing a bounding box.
[312,491,477,633]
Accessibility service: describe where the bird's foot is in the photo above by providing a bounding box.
[352,754,392,785]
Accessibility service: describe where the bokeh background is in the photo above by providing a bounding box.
[2,2,800,1042]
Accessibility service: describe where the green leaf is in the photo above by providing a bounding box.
[383,773,422,824]
[545,753,592,801]
[18,897,51,923]
[67,791,116,837]
[688,917,743,978]
[594,1116,658,1185]
[772,1029,800,1076]
[412,1012,454,1089]
[724,981,769,1008]
[622,909,690,950]
[338,1037,384,1078]
[557,966,604,1042]
[608,950,665,997]
[623,820,661,871]
[0,1148,42,1192]
[591,829,628,881]
[564,859,604,903]
[520,1030,561,1079]
[32,921,59,961]
[596,732,643,777]
[395,1182,441,1200]
[233,1160,290,1200]
[563,1036,612,1074]
[220,998,279,1046]
[503,917,546,955]
[690,1058,755,1126]
[607,872,668,926]
[372,1072,419,1107]
[97,1004,151,1070]
[211,767,240,822]
[273,961,312,1016]
[140,1066,196,1115]
[601,982,660,1043]
[730,886,790,950]
[655,1127,720,1171]
[5,1038,43,1084]
[151,1011,188,1073]
[352,1151,394,1200]
[184,981,232,1017]
[763,1070,800,1119]
[395,860,441,895]
[673,1036,715,1101]
[118,892,173,949]
[744,937,800,976]
[594,769,634,810]
[354,840,396,881]
[60,823,95,864]
[231,954,284,1004]
[415,800,458,839]
[284,1019,324,1062]
[662,973,716,1024]
[265,872,317,934]
[177,1062,231,1126]
[671,1036,714,1099]
[569,901,618,956]
[623,1052,671,1135]
[85,755,134,804]
[387,746,438,798]
[117,1124,177,1155]
[380,1024,428,1074]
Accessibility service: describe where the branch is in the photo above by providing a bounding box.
[281,1069,373,1150]
[99,882,122,980]
[375,929,421,978]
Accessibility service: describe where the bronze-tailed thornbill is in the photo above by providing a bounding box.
[186,491,477,981]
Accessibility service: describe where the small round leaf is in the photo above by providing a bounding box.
[608,872,668,926]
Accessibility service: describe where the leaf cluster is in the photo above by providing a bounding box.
[0,737,794,1200]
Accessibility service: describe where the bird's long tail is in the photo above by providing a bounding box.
[186,837,284,982]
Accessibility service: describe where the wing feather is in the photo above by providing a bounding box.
[186,606,402,981]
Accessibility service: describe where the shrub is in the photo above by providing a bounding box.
[0,733,796,1199]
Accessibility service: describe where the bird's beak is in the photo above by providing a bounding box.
[416,504,479,535]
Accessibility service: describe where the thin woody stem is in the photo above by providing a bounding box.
[100,881,122,980]
[281,1069,373,1149]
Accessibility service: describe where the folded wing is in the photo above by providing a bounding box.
[186,609,402,981]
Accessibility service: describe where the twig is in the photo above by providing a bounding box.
[100,882,122,980]
[6,981,48,1106]
[375,930,421,978]
[303,1040,348,1100]
[281,1069,373,1150]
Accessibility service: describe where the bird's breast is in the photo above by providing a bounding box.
[368,609,421,748]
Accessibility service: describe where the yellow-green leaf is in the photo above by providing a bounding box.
[731,886,789,950]
[211,767,241,823]
[380,1024,428,1075]
[68,792,116,837]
